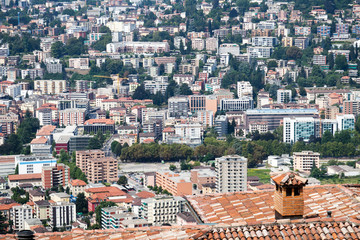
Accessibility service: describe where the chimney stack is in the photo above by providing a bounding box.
[271,172,308,219]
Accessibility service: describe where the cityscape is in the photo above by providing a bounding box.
[0,0,359,239]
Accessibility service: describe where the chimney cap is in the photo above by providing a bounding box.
[272,172,308,186]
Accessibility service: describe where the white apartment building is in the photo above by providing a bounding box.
[34,80,66,95]
[68,58,89,69]
[218,43,240,55]
[50,202,76,229]
[220,98,254,111]
[293,151,320,172]
[248,47,273,58]
[37,108,52,126]
[277,89,292,103]
[237,81,253,98]
[215,155,247,193]
[15,154,57,175]
[192,38,205,50]
[252,37,278,47]
[11,205,33,231]
[106,42,170,54]
[6,84,21,98]
[173,123,203,146]
[140,196,185,226]
[144,77,168,94]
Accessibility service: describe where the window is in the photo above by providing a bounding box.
[294,187,300,196]
[286,188,292,196]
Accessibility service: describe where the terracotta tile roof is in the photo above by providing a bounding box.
[0,202,20,211]
[84,119,115,125]
[8,173,42,181]
[186,185,360,225]
[30,136,48,144]
[70,179,87,187]
[197,219,360,240]
[36,125,56,136]
[136,191,155,199]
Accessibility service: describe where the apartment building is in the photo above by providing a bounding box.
[252,37,278,47]
[295,26,311,36]
[83,119,115,134]
[11,205,33,231]
[42,163,70,189]
[59,108,86,126]
[69,179,87,196]
[190,168,216,190]
[168,96,189,118]
[34,80,66,95]
[140,196,186,226]
[317,25,331,37]
[68,58,89,69]
[106,42,170,53]
[50,202,76,229]
[76,150,118,183]
[237,81,253,98]
[277,89,292,103]
[101,207,149,229]
[192,38,205,50]
[34,200,51,220]
[215,155,247,193]
[248,47,273,58]
[155,171,192,196]
[293,151,320,172]
[313,55,327,65]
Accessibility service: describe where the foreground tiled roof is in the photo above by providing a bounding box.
[196,219,360,240]
[186,185,360,225]
[1,220,360,240]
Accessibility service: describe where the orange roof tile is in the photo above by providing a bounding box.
[136,191,155,199]
[0,202,20,211]
[30,136,48,144]
[84,119,115,125]
[186,184,360,225]
[8,173,42,181]
[70,179,87,187]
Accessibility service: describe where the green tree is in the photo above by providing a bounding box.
[286,46,303,60]
[117,176,128,185]
[335,55,348,71]
[132,84,150,100]
[169,164,176,171]
[51,41,65,58]
[75,193,88,214]
[179,83,192,95]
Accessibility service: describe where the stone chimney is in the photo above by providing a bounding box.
[271,172,308,219]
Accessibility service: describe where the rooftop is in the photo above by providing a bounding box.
[8,173,42,181]
[186,184,360,225]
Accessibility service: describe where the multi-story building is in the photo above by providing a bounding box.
[277,89,292,103]
[237,81,253,98]
[248,47,273,58]
[101,206,148,229]
[37,108,52,126]
[313,55,327,65]
[248,121,269,134]
[283,117,319,143]
[205,37,218,51]
[42,164,70,189]
[68,58,89,69]
[15,154,57,175]
[317,25,331,37]
[106,42,170,53]
[190,168,216,190]
[34,80,66,95]
[337,114,355,131]
[50,202,76,229]
[83,119,115,134]
[344,100,360,115]
[11,205,33,231]
[218,43,240,55]
[214,115,228,137]
[220,98,254,111]
[34,200,51,220]
[215,155,247,193]
[69,179,87,196]
[44,58,62,73]
[252,37,278,47]
[155,171,192,196]
[59,108,86,126]
[168,96,189,118]
[328,50,350,62]
[281,37,293,47]
[336,23,349,34]
[293,151,320,172]
[245,109,319,131]
[192,38,205,50]
[294,37,309,50]
[68,135,93,153]
[76,150,118,183]
[295,26,311,36]
[140,196,185,226]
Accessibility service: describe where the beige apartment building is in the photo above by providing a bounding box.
[76,150,118,183]
[293,151,320,172]
[34,80,66,95]
[155,171,192,196]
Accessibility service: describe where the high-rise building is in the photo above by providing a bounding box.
[140,196,186,226]
[76,150,118,183]
[15,154,57,175]
[237,81,253,98]
[58,108,86,126]
[220,98,254,111]
[50,202,76,229]
[215,155,247,193]
[214,115,228,137]
[277,89,292,103]
[11,205,33,231]
[293,151,320,172]
[168,96,189,118]
[42,164,70,189]
[34,80,66,95]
